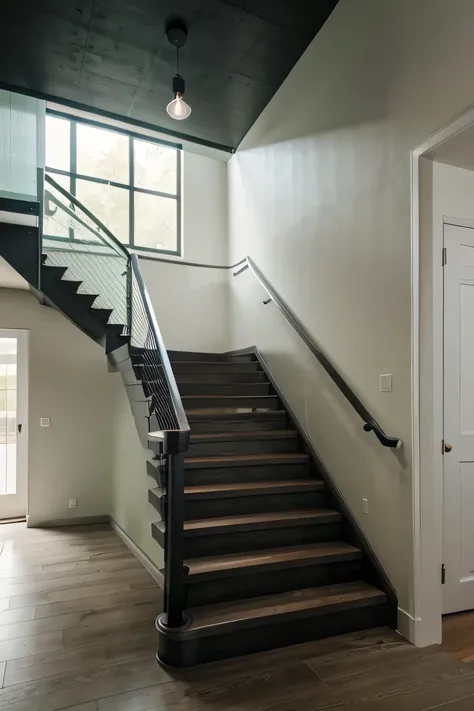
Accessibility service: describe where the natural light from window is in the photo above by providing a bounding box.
[45,115,180,255]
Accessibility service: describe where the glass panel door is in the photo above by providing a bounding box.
[0,337,17,494]
[0,331,28,519]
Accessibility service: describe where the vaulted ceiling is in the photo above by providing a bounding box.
[0,0,338,150]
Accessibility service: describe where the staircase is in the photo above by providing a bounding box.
[0,175,396,669]
[148,350,393,666]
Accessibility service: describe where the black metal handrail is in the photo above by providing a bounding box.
[236,257,402,450]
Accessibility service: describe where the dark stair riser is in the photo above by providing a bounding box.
[186,437,298,457]
[178,383,271,396]
[152,489,328,519]
[58,280,82,294]
[186,559,362,607]
[153,521,343,558]
[187,416,287,434]
[169,351,256,363]
[40,268,106,342]
[183,395,279,409]
[175,372,267,384]
[184,461,310,485]
[172,361,261,374]
[158,600,389,668]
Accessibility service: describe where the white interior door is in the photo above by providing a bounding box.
[0,330,28,520]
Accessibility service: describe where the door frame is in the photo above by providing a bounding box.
[0,329,29,520]
[411,105,474,647]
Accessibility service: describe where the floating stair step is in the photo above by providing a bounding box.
[153,508,342,558]
[158,582,388,666]
[175,371,267,384]
[172,361,261,374]
[43,264,68,279]
[149,478,327,519]
[187,430,298,456]
[184,409,287,433]
[168,351,256,363]
[182,452,310,485]
[57,279,82,294]
[178,382,271,396]
[187,541,362,580]
[184,543,364,605]
[183,508,341,536]
[72,292,99,309]
[184,453,310,469]
[182,395,279,410]
[90,307,113,324]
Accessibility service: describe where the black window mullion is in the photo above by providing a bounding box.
[69,120,77,240]
[129,136,134,247]
[176,149,182,257]
[46,111,181,255]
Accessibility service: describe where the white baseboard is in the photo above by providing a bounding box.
[397,607,440,647]
[109,517,164,589]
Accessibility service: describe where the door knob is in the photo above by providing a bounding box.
[444,442,453,453]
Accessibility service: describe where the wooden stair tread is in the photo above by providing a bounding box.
[183,395,277,401]
[185,453,309,467]
[171,361,257,367]
[186,409,286,417]
[183,479,324,496]
[186,541,362,578]
[187,581,386,631]
[183,508,341,533]
[190,430,297,442]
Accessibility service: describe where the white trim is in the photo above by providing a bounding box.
[443,215,474,230]
[0,211,37,227]
[411,103,474,647]
[109,517,164,589]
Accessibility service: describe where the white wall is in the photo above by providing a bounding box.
[0,288,114,525]
[0,90,45,201]
[227,0,474,630]
[140,258,229,353]
[110,379,162,568]
[140,150,230,354]
[182,152,228,266]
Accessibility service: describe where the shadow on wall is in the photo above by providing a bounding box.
[240,1,394,151]
[230,270,413,614]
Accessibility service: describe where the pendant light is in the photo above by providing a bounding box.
[166,20,191,121]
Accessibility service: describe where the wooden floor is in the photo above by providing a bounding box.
[0,524,474,711]
[442,610,474,664]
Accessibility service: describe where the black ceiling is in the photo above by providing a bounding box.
[0,1,338,150]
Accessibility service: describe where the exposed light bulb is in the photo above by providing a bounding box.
[166,93,192,121]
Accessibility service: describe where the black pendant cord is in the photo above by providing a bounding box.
[176,45,180,76]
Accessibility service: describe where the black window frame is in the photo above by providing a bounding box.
[45,110,182,257]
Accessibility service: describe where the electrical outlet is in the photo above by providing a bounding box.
[69,498,77,509]
[362,498,369,514]
[40,417,51,427]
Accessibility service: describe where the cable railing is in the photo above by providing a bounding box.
[42,173,190,630]
[43,174,130,324]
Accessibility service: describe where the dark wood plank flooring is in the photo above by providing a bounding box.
[0,522,472,710]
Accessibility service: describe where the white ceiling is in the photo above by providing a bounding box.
[0,257,28,290]
[427,123,474,171]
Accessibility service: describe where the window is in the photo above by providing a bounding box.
[45,114,181,255]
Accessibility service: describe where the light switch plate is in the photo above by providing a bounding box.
[40,417,51,427]
[379,374,392,392]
